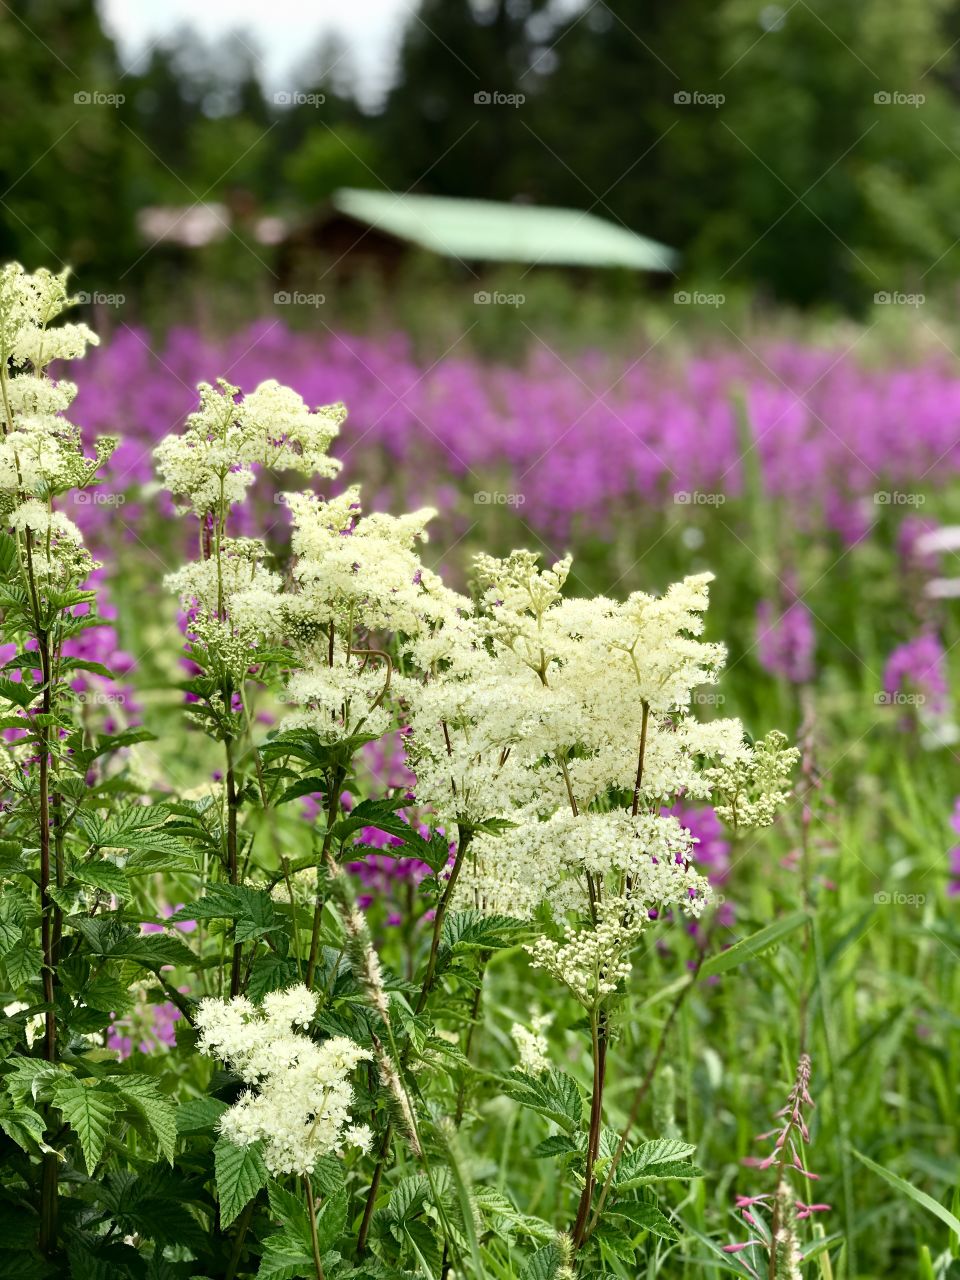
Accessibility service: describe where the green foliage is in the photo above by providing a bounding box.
[214,1138,269,1229]
[501,1070,585,1133]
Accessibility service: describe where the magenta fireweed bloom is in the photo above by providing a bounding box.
[71,325,960,546]
[883,631,949,716]
[141,904,197,934]
[755,597,815,684]
[107,993,185,1059]
[665,804,731,886]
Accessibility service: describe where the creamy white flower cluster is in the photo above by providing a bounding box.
[153,368,795,1009]
[397,554,795,1004]
[511,1013,553,1075]
[7,501,98,588]
[279,659,393,742]
[286,485,447,637]
[0,265,110,523]
[195,984,372,1175]
[164,536,282,681]
[154,378,343,518]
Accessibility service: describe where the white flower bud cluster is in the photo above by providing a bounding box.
[194,984,372,1176]
[526,899,649,1003]
[705,729,799,828]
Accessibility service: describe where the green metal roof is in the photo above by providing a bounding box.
[330,188,677,272]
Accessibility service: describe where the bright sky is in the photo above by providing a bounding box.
[98,0,412,105]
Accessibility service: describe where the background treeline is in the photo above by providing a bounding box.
[3,0,960,311]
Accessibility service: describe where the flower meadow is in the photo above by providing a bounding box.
[0,267,959,1280]
[71,320,960,545]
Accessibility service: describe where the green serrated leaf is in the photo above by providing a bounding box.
[214,1137,268,1229]
[0,902,22,958]
[109,1075,177,1163]
[501,1070,584,1133]
[610,1198,679,1240]
[613,1138,702,1188]
[72,860,128,897]
[3,942,40,987]
[531,1134,578,1159]
[247,955,299,1003]
[520,1243,562,1280]
[255,1230,314,1280]
[176,1096,229,1134]
[439,910,525,955]
[52,1077,124,1174]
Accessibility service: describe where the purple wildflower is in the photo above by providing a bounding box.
[755,597,815,684]
[883,631,949,716]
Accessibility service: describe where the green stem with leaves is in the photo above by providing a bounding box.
[416,826,471,1014]
[305,1177,325,1280]
[37,624,58,1257]
[224,734,243,998]
[306,770,345,988]
[571,1003,607,1251]
[357,825,473,1253]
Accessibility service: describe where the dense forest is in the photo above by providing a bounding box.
[2,0,959,308]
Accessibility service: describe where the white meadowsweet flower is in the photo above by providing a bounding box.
[341,1122,373,1154]
[399,549,791,1005]
[511,1013,553,1075]
[14,321,98,369]
[164,537,283,678]
[7,500,97,586]
[287,486,440,637]
[0,264,98,372]
[0,266,105,513]
[279,658,393,742]
[153,378,342,518]
[195,985,372,1176]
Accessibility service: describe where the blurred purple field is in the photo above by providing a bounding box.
[74,323,960,543]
